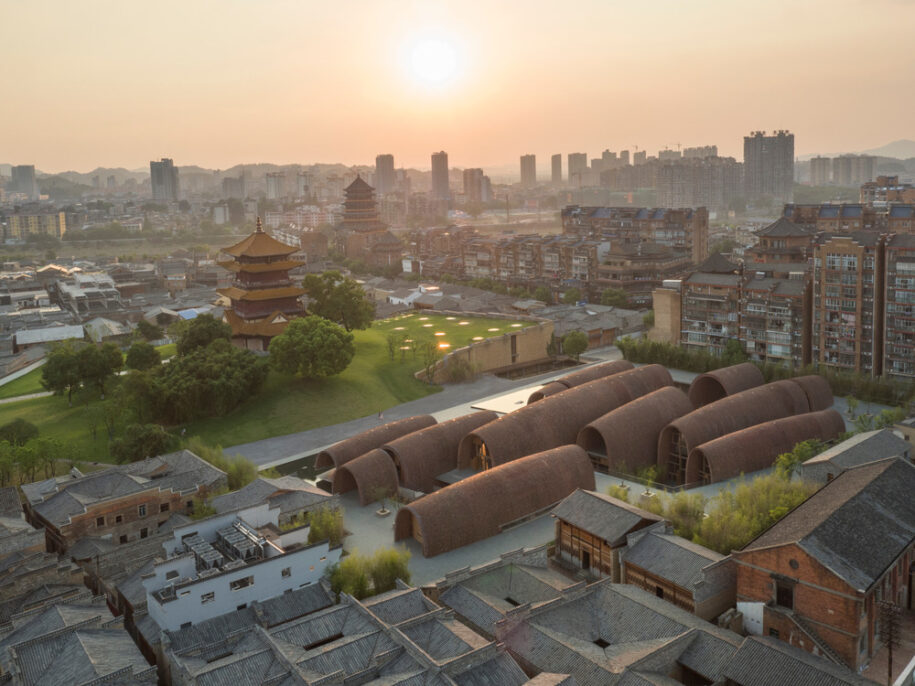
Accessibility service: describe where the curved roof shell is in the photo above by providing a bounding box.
[332,449,399,506]
[688,363,765,408]
[316,415,436,470]
[382,411,498,493]
[657,380,812,483]
[577,387,693,472]
[685,409,846,485]
[527,360,634,403]
[394,445,595,557]
[787,374,834,412]
[457,365,673,470]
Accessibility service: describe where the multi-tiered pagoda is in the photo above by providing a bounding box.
[217,218,306,351]
[338,176,403,267]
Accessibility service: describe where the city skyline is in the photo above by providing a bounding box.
[3,0,914,172]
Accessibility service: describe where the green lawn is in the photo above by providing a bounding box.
[0,367,45,399]
[0,314,531,460]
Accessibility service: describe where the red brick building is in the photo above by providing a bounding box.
[732,457,915,671]
[21,450,226,554]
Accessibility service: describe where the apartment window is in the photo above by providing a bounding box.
[230,576,254,591]
[166,570,179,580]
[201,592,215,604]
[115,515,123,524]
[140,528,148,539]
[96,516,105,527]
[160,503,170,513]
[281,567,291,578]
[138,504,147,517]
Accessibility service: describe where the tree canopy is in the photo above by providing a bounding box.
[41,340,82,404]
[303,271,375,331]
[110,423,178,464]
[125,341,162,371]
[76,342,122,396]
[533,286,552,303]
[562,287,582,305]
[600,288,629,308]
[174,314,232,355]
[562,330,588,360]
[269,316,355,378]
[136,319,163,341]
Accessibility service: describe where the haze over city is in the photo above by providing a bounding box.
[4,0,914,172]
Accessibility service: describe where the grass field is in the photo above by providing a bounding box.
[0,368,44,399]
[0,314,530,461]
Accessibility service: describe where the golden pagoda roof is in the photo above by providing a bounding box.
[218,285,307,301]
[221,218,300,258]
[217,259,305,273]
[225,309,295,338]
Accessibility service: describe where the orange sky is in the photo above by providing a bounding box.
[2,0,913,173]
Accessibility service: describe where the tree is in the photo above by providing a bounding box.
[303,271,375,331]
[562,287,582,305]
[774,439,824,479]
[77,342,122,396]
[110,423,177,464]
[721,339,748,366]
[328,553,370,599]
[533,286,552,303]
[600,288,629,308]
[0,419,38,446]
[136,319,163,341]
[269,316,355,378]
[126,341,162,371]
[642,310,655,328]
[368,547,411,594]
[307,506,345,546]
[562,330,588,360]
[419,337,442,383]
[153,340,268,423]
[174,314,232,356]
[41,340,82,405]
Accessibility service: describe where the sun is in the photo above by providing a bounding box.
[410,38,458,85]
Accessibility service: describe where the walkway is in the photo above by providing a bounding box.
[862,609,915,684]
[0,391,51,405]
[228,348,623,468]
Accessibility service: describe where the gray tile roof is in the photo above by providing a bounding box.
[622,532,724,595]
[802,429,909,469]
[211,476,330,517]
[723,636,879,686]
[552,490,663,547]
[30,450,226,527]
[0,487,22,519]
[744,458,915,591]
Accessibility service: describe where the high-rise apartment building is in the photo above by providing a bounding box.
[462,168,484,205]
[743,130,794,203]
[567,153,588,187]
[150,158,180,202]
[520,154,536,188]
[10,165,38,199]
[809,157,832,186]
[5,211,67,241]
[296,171,310,198]
[551,154,562,186]
[222,173,247,200]
[375,154,395,195]
[431,151,450,203]
[633,150,647,166]
[883,234,915,379]
[832,155,876,187]
[266,172,285,200]
[812,232,882,376]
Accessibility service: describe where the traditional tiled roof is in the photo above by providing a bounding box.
[623,531,725,597]
[28,450,226,528]
[217,259,304,273]
[552,489,662,547]
[802,429,910,470]
[0,487,22,519]
[723,636,878,686]
[211,476,331,517]
[755,217,812,237]
[223,309,294,338]
[221,221,299,258]
[217,285,306,301]
[694,252,738,274]
[741,458,915,591]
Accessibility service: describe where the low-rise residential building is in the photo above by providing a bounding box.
[595,242,691,307]
[211,476,335,525]
[680,255,742,357]
[551,489,662,582]
[4,212,67,241]
[142,503,342,631]
[733,457,915,671]
[22,451,227,554]
[799,429,911,484]
[621,523,736,621]
[740,276,811,366]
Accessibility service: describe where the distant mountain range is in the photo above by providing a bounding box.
[859,139,915,159]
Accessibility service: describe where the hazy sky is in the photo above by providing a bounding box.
[3,0,913,173]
